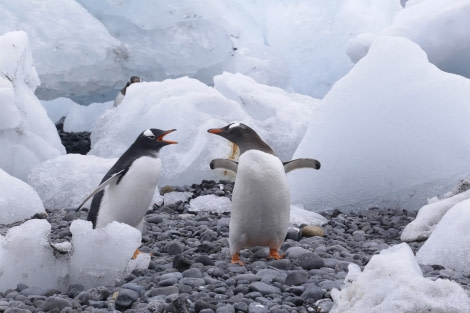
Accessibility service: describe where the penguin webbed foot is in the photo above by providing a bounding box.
[268,248,285,260]
[132,248,153,259]
[231,253,246,266]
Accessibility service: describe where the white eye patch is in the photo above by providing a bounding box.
[143,129,154,137]
[229,122,241,129]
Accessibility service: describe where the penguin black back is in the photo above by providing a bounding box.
[86,128,177,228]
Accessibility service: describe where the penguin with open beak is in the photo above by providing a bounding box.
[208,122,320,265]
[77,128,177,236]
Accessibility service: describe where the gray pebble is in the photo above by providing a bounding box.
[20,286,47,297]
[249,282,281,296]
[115,288,139,310]
[41,296,72,311]
[285,270,308,286]
[167,241,185,255]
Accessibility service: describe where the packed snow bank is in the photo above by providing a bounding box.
[89,73,317,186]
[41,97,113,132]
[384,0,470,79]
[0,169,45,224]
[0,0,404,101]
[416,198,470,275]
[289,36,470,211]
[28,154,116,210]
[330,243,470,313]
[401,188,470,242]
[0,31,65,181]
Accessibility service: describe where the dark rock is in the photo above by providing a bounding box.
[249,282,281,296]
[66,284,84,298]
[285,270,308,286]
[41,296,72,311]
[115,288,139,310]
[167,240,185,255]
[301,284,325,302]
[173,254,194,272]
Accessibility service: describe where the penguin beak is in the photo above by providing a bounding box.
[158,129,178,144]
[207,128,224,134]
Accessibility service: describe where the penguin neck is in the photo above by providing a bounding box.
[238,140,275,156]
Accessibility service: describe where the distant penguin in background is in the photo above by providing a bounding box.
[114,76,141,107]
[77,128,177,232]
[208,122,320,265]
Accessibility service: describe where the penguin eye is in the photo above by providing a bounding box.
[143,129,155,139]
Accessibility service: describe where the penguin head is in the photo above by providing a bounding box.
[135,128,178,152]
[207,122,274,155]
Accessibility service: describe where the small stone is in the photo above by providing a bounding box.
[16,283,29,292]
[20,286,48,297]
[249,282,281,296]
[194,255,215,266]
[195,299,217,312]
[285,270,308,286]
[248,303,268,313]
[115,288,139,310]
[216,303,236,313]
[149,286,179,297]
[301,225,324,237]
[4,309,32,313]
[287,248,325,270]
[269,258,292,270]
[160,185,175,194]
[66,284,84,298]
[167,241,185,255]
[182,267,203,278]
[121,282,145,295]
[41,296,72,311]
[301,284,325,302]
[179,277,206,288]
[173,254,194,272]
[147,215,164,224]
[285,228,301,241]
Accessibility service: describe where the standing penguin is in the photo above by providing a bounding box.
[77,128,177,232]
[208,122,320,265]
[114,76,141,107]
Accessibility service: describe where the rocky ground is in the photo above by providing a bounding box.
[0,130,468,313]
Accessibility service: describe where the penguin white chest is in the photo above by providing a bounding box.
[229,150,290,252]
[96,156,161,230]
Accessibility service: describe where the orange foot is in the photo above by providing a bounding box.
[231,253,246,266]
[269,248,285,260]
[132,249,141,259]
[132,249,153,259]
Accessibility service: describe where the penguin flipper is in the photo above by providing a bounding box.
[210,158,238,173]
[76,170,125,211]
[283,158,321,173]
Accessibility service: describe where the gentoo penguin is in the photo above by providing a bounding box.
[114,76,141,107]
[76,128,177,233]
[208,122,320,265]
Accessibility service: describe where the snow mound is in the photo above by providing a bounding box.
[189,195,231,213]
[416,199,470,275]
[401,188,470,242]
[0,169,45,224]
[0,31,65,181]
[330,243,470,313]
[289,36,470,211]
[69,220,143,289]
[28,154,116,210]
